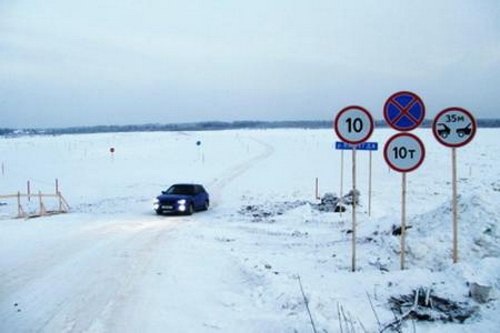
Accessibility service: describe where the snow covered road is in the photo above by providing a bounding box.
[0,132,284,332]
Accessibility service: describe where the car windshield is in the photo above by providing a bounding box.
[165,185,195,195]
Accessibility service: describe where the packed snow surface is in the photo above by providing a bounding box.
[1,128,499,332]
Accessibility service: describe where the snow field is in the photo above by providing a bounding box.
[0,128,499,332]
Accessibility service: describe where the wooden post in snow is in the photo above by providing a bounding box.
[17,191,23,218]
[39,191,46,216]
[58,192,63,213]
[27,181,31,202]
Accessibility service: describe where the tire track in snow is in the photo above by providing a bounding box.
[207,137,275,208]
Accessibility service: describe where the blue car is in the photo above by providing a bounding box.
[153,184,209,215]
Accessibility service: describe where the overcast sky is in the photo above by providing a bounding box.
[1,0,499,128]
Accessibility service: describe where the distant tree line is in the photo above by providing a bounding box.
[2,119,500,137]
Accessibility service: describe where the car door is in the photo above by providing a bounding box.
[193,185,204,209]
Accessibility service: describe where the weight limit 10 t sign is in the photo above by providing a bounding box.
[384,133,425,173]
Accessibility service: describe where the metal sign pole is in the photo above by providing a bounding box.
[401,172,407,270]
[352,147,357,272]
[452,148,458,263]
[369,150,372,217]
[334,106,374,273]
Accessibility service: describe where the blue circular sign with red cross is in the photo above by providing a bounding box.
[384,91,426,131]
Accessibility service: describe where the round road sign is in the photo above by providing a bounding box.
[384,133,425,173]
[384,91,426,131]
[432,107,476,148]
[334,106,374,145]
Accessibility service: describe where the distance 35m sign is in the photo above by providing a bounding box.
[432,107,476,148]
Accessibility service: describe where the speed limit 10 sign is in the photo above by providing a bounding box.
[384,133,425,173]
[334,106,374,144]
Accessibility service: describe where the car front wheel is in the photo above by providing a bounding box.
[186,203,194,215]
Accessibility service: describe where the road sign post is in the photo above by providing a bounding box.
[432,107,477,264]
[334,106,374,272]
[340,150,344,198]
[452,148,458,263]
[384,133,425,270]
[369,150,373,217]
[401,172,407,270]
[352,146,357,271]
[335,141,378,217]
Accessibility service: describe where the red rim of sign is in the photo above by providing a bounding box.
[333,105,374,145]
[432,107,477,148]
[383,91,426,131]
[383,133,426,173]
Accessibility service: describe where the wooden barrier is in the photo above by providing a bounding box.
[0,192,70,219]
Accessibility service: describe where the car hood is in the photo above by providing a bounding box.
[156,194,192,202]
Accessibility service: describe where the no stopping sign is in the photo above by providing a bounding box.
[384,133,425,173]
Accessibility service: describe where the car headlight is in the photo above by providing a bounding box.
[177,199,186,204]
[153,199,160,210]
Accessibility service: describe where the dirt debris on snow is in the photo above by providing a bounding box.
[238,200,308,222]
[387,287,478,324]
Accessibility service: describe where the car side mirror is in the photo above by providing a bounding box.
[161,191,167,195]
